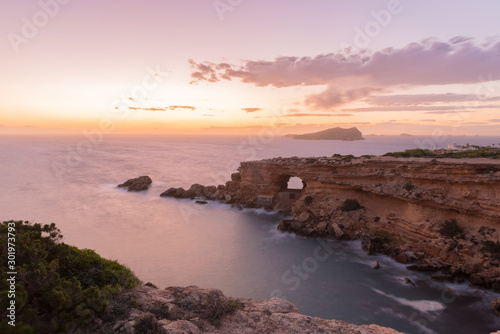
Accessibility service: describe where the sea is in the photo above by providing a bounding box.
[1,133,500,334]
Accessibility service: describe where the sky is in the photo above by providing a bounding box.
[1,0,500,135]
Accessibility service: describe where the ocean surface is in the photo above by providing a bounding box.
[1,134,500,334]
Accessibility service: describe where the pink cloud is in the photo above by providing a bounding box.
[365,94,500,106]
[189,37,500,109]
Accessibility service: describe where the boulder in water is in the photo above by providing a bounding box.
[117,176,152,191]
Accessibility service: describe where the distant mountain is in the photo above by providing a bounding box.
[285,127,364,141]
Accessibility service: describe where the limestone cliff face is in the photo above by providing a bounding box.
[162,156,500,289]
[231,156,500,227]
[223,156,500,289]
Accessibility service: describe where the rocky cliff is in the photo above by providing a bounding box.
[161,156,500,290]
[110,284,403,334]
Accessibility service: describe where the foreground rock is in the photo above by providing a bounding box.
[109,284,403,334]
[160,156,500,291]
[118,176,152,191]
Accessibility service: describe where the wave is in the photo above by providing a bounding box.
[371,287,445,313]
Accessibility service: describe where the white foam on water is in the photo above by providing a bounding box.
[372,287,445,313]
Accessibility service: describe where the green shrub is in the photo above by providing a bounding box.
[404,181,415,191]
[304,195,313,205]
[0,220,140,333]
[340,199,362,212]
[384,149,435,158]
[203,292,244,327]
[342,155,355,162]
[439,219,463,238]
[134,314,163,334]
[171,291,244,328]
[482,240,500,254]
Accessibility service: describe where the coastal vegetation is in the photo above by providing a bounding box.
[340,199,362,212]
[304,195,313,205]
[439,219,464,238]
[0,220,140,334]
[384,145,500,159]
[403,181,415,191]
[482,240,500,255]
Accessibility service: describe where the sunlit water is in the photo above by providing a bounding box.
[1,134,500,334]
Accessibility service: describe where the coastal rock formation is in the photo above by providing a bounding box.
[161,156,500,290]
[285,127,364,141]
[118,176,152,191]
[110,284,403,334]
[160,183,218,199]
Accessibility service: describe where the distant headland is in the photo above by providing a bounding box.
[284,127,364,141]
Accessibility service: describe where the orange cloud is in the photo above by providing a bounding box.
[242,108,262,113]
[167,105,196,111]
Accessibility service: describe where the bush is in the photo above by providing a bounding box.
[134,314,163,334]
[340,199,362,212]
[203,293,244,327]
[439,219,463,238]
[404,181,415,191]
[304,195,313,205]
[342,155,355,162]
[171,291,244,328]
[482,240,500,254]
[0,220,140,333]
[384,149,436,158]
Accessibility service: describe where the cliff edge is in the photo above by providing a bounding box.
[111,284,403,334]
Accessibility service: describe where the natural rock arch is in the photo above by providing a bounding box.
[274,174,307,191]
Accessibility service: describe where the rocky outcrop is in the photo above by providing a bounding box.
[285,127,364,141]
[118,176,152,191]
[161,156,500,290]
[108,284,403,334]
[160,184,219,199]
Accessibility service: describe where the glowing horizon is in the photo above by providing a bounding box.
[1,0,500,136]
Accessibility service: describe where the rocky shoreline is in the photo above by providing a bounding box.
[159,156,500,292]
[109,284,404,334]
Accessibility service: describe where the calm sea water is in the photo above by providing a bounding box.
[1,134,500,334]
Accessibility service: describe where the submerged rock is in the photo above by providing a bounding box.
[117,176,152,191]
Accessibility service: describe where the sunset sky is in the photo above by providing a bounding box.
[1,0,500,135]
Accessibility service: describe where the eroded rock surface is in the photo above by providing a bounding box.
[109,284,403,334]
[118,176,152,191]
